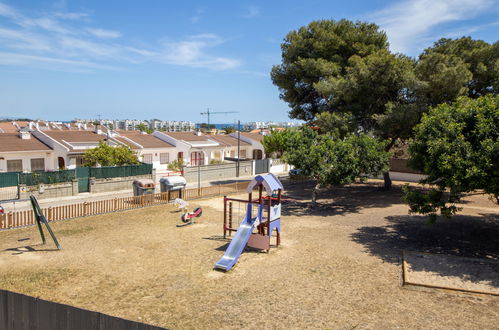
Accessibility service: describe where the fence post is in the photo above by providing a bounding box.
[7,211,13,229]
[48,207,53,221]
[83,202,88,216]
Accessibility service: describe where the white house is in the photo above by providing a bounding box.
[229,132,266,159]
[114,131,176,179]
[0,131,56,172]
[153,131,224,166]
[32,129,123,169]
[207,134,252,159]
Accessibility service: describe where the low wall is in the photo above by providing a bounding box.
[183,161,253,183]
[89,174,152,193]
[376,171,427,183]
[18,180,78,200]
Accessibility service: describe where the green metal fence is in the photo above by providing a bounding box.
[0,172,19,188]
[19,170,76,186]
[4,163,151,188]
[89,163,152,179]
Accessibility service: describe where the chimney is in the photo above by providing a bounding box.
[19,129,31,139]
[83,123,87,130]
[95,125,102,135]
[35,122,40,130]
[28,122,34,130]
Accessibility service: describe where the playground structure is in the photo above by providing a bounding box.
[173,198,203,225]
[214,173,283,271]
[29,195,62,250]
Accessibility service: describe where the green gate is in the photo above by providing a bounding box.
[0,172,19,188]
[76,167,90,193]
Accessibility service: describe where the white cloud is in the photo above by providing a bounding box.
[243,5,260,18]
[159,34,240,70]
[53,12,89,20]
[86,28,122,39]
[0,2,240,72]
[368,0,496,55]
[0,51,119,71]
[190,8,204,24]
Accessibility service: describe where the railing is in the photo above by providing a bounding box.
[271,158,284,166]
[0,181,250,230]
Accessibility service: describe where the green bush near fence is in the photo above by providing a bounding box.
[19,170,76,186]
[4,163,152,187]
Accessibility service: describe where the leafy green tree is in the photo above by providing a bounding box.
[272,19,422,189]
[223,126,235,134]
[136,123,153,134]
[314,112,355,138]
[262,129,298,158]
[271,19,389,121]
[417,37,498,101]
[83,141,139,167]
[403,95,499,221]
[167,159,182,172]
[282,127,390,203]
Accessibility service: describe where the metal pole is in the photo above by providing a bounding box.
[237,120,240,177]
[207,108,210,133]
[197,151,201,193]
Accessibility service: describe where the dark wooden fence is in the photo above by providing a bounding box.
[0,289,165,330]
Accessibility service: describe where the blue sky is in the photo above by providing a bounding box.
[0,0,497,123]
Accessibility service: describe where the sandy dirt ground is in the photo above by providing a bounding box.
[0,180,498,329]
[404,251,499,295]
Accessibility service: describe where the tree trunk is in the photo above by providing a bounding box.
[312,183,319,204]
[383,138,397,190]
[383,171,392,190]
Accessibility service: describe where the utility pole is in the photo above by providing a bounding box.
[237,120,240,177]
[200,108,239,133]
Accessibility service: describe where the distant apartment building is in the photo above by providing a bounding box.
[244,121,301,131]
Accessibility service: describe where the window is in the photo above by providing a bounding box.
[190,151,204,166]
[160,153,169,164]
[7,159,22,172]
[239,149,247,158]
[30,158,45,171]
[143,154,153,164]
[230,150,235,157]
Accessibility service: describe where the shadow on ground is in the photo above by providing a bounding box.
[282,180,405,217]
[351,213,499,287]
[4,244,59,255]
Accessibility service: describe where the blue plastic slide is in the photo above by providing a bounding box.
[214,205,260,271]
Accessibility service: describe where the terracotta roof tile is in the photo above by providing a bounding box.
[0,133,52,152]
[208,134,251,146]
[241,132,265,142]
[0,122,18,133]
[118,132,174,149]
[163,132,210,142]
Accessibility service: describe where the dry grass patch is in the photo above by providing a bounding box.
[0,182,498,329]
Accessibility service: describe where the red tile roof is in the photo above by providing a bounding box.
[118,131,174,149]
[241,132,265,142]
[208,134,251,147]
[163,132,210,142]
[0,133,52,152]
